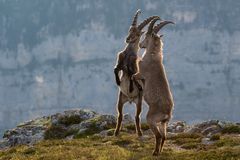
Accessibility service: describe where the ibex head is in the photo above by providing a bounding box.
[125,9,159,43]
[140,18,174,49]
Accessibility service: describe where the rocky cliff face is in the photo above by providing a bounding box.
[0,0,240,136]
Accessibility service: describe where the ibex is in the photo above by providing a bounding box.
[133,18,175,155]
[114,10,158,137]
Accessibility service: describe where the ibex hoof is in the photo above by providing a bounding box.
[152,151,159,156]
[114,131,119,137]
[137,131,143,137]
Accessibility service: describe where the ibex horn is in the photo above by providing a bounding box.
[138,15,160,30]
[153,21,175,33]
[131,9,141,26]
[147,17,161,34]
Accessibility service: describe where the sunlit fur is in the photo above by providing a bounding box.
[113,12,157,138]
[134,31,174,156]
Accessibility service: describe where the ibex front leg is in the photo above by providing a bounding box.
[114,91,128,136]
[114,67,121,86]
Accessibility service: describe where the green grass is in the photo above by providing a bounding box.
[168,132,202,140]
[124,122,150,131]
[210,134,221,141]
[214,135,240,147]
[1,132,240,160]
[222,125,240,134]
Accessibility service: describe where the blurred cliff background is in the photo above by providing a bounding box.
[0,0,240,136]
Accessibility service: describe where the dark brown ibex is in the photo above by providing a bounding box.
[114,10,158,137]
[133,18,175,155]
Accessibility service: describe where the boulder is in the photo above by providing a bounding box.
[1,125,46,148]
[186,120,226,135]
[202,125,221,136]
[167,121,186,133]
[0,109,105,149]
[201,137,214,145]
[75,114,116,136]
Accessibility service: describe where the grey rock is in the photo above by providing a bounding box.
[0,109,100,149]
[63,109,97,121]
[195,120,219,129]
[79,114,116,131]
[51,109,97,126]
[1,126,45,149]
[185,126,202,134]
[201,138,214,145]
[98,129,114,137]
[167,121,186,133]
[0,139,9,150]
[122,114,134,125]
[217,121,235,128]
[77,128,88,134]
[68,124,82,131]
[202,125,221,136]
[186,120,225,135]
[65,135,74,140]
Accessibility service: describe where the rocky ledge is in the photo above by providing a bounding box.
[0,109,240,149]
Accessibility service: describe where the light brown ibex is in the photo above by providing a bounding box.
[114,10,159,137]
[133,18,175,155]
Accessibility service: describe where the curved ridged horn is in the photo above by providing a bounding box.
[131,9,141,26]
[138,15,160,30]
[153,20,175,33]
[147,17,161,34]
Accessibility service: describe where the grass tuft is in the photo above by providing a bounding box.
[210,134,221,141]
[124,123,149,131]
[168,132,202,140]
[23,147,36,155]
[222,124,240,134]
[58,115,83,126]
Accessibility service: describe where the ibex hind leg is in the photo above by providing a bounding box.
[135,91,143,137]
[147,115,161,156]
[114,91,128,136]
[158,122,167,153]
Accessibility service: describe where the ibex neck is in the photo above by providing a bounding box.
[125,41,139,53]
[146,45,162,55]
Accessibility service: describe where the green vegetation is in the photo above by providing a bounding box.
[1,132,240,160]
[210,134,221,141]
[168,132,202,139]
[125,122,150,131]
[74,115,116,138]
[222,124,240,134]
[214,135,240,147]
[168,132,203,150]
[44,125,78,140]
[17,117,51,128]
[58,115,83,126]
[74,125,101,139]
